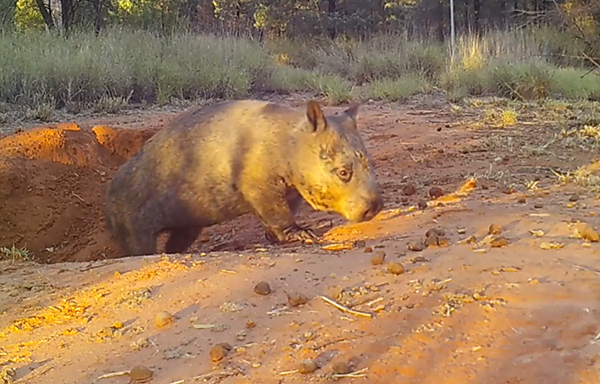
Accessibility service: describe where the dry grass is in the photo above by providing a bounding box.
[0,27,599,117]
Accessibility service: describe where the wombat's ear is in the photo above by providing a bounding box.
[306,100,328,132]
[344,104,360,125]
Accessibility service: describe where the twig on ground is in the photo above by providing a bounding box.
[332,367,369,378]
[168,372,211,384]
[319,295,374,319]
[279,370,299,376]
[556,258,600,275]
[96,371,129,380]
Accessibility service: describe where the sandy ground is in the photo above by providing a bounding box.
[1,94,600,384]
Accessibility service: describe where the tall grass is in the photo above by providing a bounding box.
[0,26,599,112]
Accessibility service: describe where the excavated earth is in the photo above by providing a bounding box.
[1,95,600,384]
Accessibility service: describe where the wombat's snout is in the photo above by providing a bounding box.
[358,192,384,222]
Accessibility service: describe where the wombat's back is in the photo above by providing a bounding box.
[106,100,302,232]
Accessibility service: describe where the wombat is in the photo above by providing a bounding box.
[105,99,383,256]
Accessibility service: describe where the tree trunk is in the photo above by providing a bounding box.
[93,0,102,35]
[327,0,336,39]
[60,0,71,32]
[34,0,55,30]
[473,0,481,33]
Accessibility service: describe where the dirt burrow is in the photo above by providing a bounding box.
[0,123,156,263]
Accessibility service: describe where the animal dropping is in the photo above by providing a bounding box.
[105,100,383,256]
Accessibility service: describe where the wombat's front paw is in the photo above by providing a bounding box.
[265,225,317,244]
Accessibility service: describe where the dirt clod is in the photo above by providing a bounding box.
[371,251,386,265]
[331,361,351,374]
[363,246,373,253]
[417,199,428,210]
[488,224,502,235]
[403,184,416,196]
[408,241,425,252]
[154,311,174,328]
[569,194,580,202]
[254,281,272,295]
[298,359,319,374]
[534,202,544,209]
[425,233,439,247]
[131,337,149,351]
[574,223,600,242]
[210,343,232,362]
[490,236,509,248]
[129,365,153,383]
[387,262,406,275]
[429,187,444,199]
[286,291,310,307]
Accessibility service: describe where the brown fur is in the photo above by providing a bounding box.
[105,99,383,256]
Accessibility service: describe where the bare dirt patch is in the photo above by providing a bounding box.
[2,96,600,384]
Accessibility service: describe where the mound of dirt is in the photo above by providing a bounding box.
[0,123,157,263]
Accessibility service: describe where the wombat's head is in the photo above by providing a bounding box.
[292,100,383,223]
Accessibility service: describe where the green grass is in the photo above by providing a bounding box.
[1,27,600,114]
[0,244,34,262]
[366,75,431,102]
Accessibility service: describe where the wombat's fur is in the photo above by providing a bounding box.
[105,99,383,256]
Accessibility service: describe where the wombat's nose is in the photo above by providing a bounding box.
[361,194,383,222]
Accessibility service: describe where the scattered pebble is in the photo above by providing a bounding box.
[417,199,428,210]
[569,194,580,202]
[533,202,544,209]
[210,343,232,362]
[403,184,416,196]
[246,320,256,329]
[331,361,351,375]
[408,241,425,252]
[371,251,386,265]
[424,234,439,247]
[387,262,406,275]
[574,222,600,242]
[363,246,373,253]
[517,197,526,204]
[354,240,366,248]
[129,365,153,383]
[298,359,319,374]
[154,311,174,328]
[540,242,564,250]
[131,337,149,351]
[254,281,272,295]
[490,236,508,248]
[286,291,309,307]
[457,228,466,234]
[488,223,502,235]
[429,187,444,199]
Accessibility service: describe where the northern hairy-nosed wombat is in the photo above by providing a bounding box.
[105,99,383,256]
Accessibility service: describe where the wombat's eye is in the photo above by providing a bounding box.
[336,168,352,183]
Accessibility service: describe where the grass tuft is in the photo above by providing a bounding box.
[366,75,431,102]
[1,27,600,112]
[0,245,34,262]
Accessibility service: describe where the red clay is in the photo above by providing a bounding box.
[1,96,600,384]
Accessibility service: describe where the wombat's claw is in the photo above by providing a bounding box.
[284,228,317,243]
[264,226,317,244]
